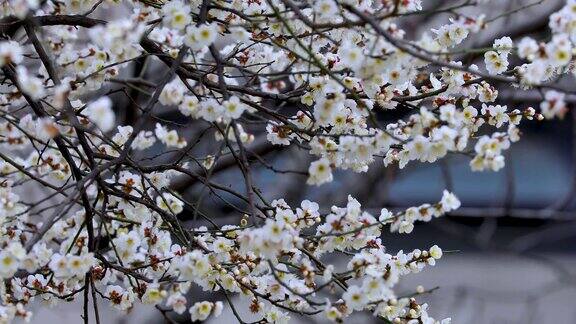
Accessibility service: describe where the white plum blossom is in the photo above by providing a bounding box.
[162,1,192,30]
[540,90,567,119]
[0,0,571,323]
[0,41,23,67]
[155,123,187,148]
[16,66,45,100]
[189,301,223,322]
[307,158,333,185]
[484,50,509,75]
[222,96,247,120]
[184,23,218,50]
[85,96,115,132]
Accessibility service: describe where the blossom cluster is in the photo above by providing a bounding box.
[0,0,573,323]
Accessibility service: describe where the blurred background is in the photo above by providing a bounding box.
[21,0,576,323]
